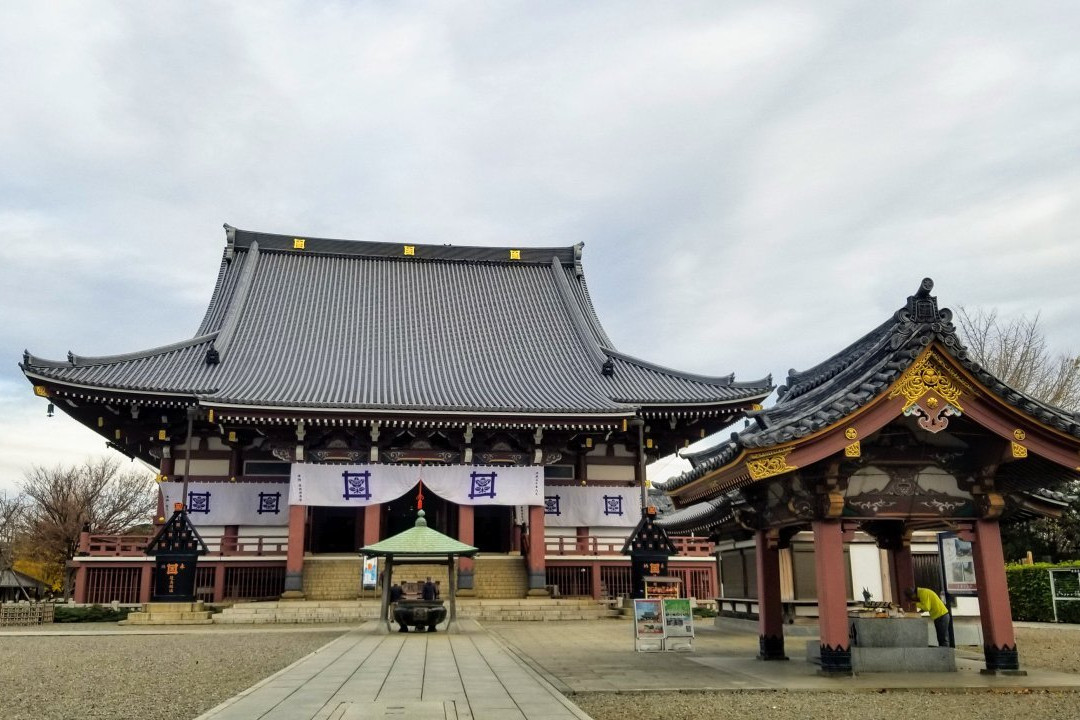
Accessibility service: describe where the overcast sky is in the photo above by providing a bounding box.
[2,2,1079,493]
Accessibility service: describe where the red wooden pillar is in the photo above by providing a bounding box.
[891,542,915,609]
[221,525,239,555]
[73,564,88,603]
[813,519,851,673]
[458,504,475,591]
[576,526,590,553]
[756,529,787,660]
[138,562,153,604]
[363,504,381,545]
[591,563,603,600]
[973,518,1022,672]
[282,504,307,598]
[527,504,547,594]
[212,562,226,603]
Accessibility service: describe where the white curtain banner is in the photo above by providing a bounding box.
[289,464,544,507]
[161,481,290,526]
[542,486,642,527]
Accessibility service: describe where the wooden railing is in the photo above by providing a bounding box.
[544,535,714,557]
[79,533,287,557]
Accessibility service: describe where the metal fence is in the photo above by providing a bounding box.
[1050,567,1080,623]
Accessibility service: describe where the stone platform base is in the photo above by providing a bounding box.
[213,598,619,624]
[807,641,956,672]
[121,601,213,626]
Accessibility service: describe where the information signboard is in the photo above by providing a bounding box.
[633,598,665,651]
[362,556,379,589]
[937,532,977,596]
[663,598,695,651]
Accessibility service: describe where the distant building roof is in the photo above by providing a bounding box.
[23,225,770,420]
[667,278,1080,496]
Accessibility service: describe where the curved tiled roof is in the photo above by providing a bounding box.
[666,278,1080,493]
[23,225,771,416]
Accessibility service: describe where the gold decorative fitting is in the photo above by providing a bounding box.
[926,396,938,408]
[33,385,49,398]
[97,417,104,427]
[227,431,237,442]
[746,447,797,480]
[622,419,628,432]
[888,350,966,412]
[752,403,763,411]
[826,490,845,518]
[845,441,861,458]
[208,409,215,423]
[584,437,593,448]
[1011,442,1028,459]
[1013,429,1026,441]
[509,249,521,260]
[646,438,654,449]
[155,475,163,483]
[114,429,121,440]
[844,427,858,440]
[292,238,306,249]
[158,429,167,440]
[403,245,415,256]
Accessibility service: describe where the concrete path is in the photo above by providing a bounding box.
[195,620,591,720]
[487,620,1080,693]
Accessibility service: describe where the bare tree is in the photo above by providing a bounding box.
[957,307,1080,411]
[19,457,156,597]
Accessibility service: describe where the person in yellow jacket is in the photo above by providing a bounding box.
[904,586,953,647]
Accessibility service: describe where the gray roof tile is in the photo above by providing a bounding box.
[666,278,1080,493]
[23,226,771,417]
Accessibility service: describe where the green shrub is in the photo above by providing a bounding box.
[692,606,717,618]
[53,605,132,623]
[1006,561,1080,623]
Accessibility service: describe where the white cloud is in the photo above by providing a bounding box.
[2,1,1079,479]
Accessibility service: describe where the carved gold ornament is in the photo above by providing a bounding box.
[404,245,416,256]
[746,447,797,480]
[889,350,970,434]
[33,385,49,397]
[1011,442,1028,459]
[844,427,858,440]
[1013,429,1026,441]
[292,237,306,249]
[510,249,521,260]
[889,351,965,411]
[845,441,861,458]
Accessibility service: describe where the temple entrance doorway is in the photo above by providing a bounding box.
[310,506,361,553]
[384,485,453,538]
[475,506,513,553]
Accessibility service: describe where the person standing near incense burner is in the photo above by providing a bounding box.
[905,586,953,647]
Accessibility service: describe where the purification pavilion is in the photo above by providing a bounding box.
[21,225,770,604]
[661,279,1080,673]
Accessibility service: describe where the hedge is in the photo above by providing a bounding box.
[1006,561,1080,623]
[53,605,132,623]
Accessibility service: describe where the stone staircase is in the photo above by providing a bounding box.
[122,601,213,626]
[473,555,528,599]
[213,597,618,624]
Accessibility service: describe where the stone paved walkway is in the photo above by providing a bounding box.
[195,620,590,720]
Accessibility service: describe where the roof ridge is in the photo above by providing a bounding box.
[22,332,219,369]
[226,225,581,265]
[210,239,261,360]
[548,256,610,370]
[605,348,773,390]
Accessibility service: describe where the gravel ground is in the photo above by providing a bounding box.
[575,626,1080,720]
[0,629,343,720]
[574,688,1080,720]
[2,625,1079,720]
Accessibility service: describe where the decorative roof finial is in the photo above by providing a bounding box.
[415,509,428,528]
[906,277,938,323]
